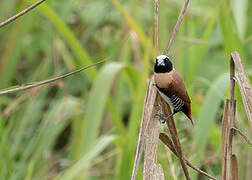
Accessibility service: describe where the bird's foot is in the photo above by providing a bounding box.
[155,112,175,123]
[155,114,168,124]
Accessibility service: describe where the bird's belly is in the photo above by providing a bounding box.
[169,94,185,111]
[157,89,173,105]
[156,88,184,111]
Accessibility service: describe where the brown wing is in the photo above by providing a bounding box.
[168,70,191,103]
[154,70,191,103]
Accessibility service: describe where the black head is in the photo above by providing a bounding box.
[154,55,173,73]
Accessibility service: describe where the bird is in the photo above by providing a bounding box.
[153,55,193,125]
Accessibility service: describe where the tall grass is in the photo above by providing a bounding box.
[0,0,251,179]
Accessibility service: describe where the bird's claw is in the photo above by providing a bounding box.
[155,113,168,124]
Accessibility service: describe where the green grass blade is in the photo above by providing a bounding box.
[219,0,245,63]
[32,1,96,79]
[9,96,79,180]
[0,13,31,88]
[186,10,217,84]
[111,0,149,49]
[190,73,229,177]
[76,62,125,156]
[232,0,248,40]
[57,135,116,180]
[116,41,152,179]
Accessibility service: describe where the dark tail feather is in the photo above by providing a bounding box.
[187,113,194,126]
[183,102,194,126]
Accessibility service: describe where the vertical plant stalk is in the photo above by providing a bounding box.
[0,0,46,28]
[131,76,164,180]
[222,52,252,179]
[154,0,159,57]
[231,51,252,133]
[230,54,235,101]
[158,0,191,179]
[159,96,191,180]
[144,92,164,180]
[231,154,238,180]
[221,100,229,180]
[132,0,191,178]
[163,0,189,55]
[221,55,237,180]
[131,77,154,180]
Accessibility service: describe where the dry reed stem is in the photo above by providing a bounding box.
[0,0,46,29]
[221,99,237,180]
[230,53,235,100]
[231,51,252,132]
[154,0,159,57]
[132,0,190,178]
[159,133,217,180]
[163,0,189,55]
[131,77,156,180]
[0,60,105,96]
[151,164,165,180]
[159,133,176,153]
[246,152,252,179]
[130,32,141,63]
[144,92,164,180]
[221,100,229,180]
[221,54,238,180]
[131,76,164,180]
[159,96,191,180]
[222,52,252,179]
[227,100,236,180]
[231,154,238,180]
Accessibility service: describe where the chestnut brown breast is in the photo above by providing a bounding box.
[154,70,191,103]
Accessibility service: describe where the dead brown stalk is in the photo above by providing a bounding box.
[163,0,189,55]
[221,99,236,180]
[159,96,191,180]
[231,52,252,133]
[143,82,164,180]
[131,76,161,180]
[154,0,159,57]
[131,0,191,179]
[221,54,237,180]
[159,133,217,180]
[0,0,46,29]
[221,52,252,180]
[131,76,165,180]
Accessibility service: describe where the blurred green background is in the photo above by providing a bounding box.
[0,0,251,179]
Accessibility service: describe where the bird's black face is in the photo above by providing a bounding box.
[154,55,173,73]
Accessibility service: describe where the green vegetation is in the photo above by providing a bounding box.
[0,0,251,179]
